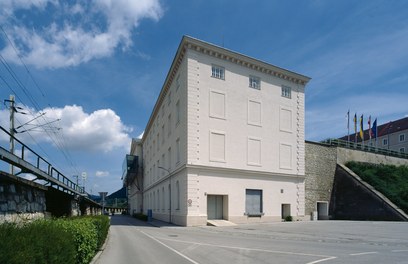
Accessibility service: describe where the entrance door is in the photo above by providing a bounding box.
[207,195,223,219]
[317,202,329,220]
[281,204,291,219]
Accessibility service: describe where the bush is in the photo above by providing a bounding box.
[86,215,110,248]
[133,213,148,221]
[56,218,98,264]
[284,215,293,222]
[0,220,76,264]
[0,215,110,264]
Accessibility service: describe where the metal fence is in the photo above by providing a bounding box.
[0,126,85,194]
[321,138,408,160]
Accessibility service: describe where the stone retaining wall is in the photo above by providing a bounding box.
[0,171,47,223]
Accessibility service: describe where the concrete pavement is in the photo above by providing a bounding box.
[94,215,408,264]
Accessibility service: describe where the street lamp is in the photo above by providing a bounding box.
[158,166,171,223]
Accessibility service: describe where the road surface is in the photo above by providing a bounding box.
[95,215,408,264]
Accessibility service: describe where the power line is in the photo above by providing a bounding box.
[0,27,82,177]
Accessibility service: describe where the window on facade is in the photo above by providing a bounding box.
[161,154,165,176]
[383,138,388,146]
[211,65,225,80]
[400,147,405,153]
[245,189,263,215]
[176,100,180,125]
[162,187,165,211]
[176,138,180,164]
[399,134,405,142]
[162,125,165,145]
[168,114,172,137]
[168,147,172,170]
[168,91,172,105]
[281,86,291,99]
[176,180,180,210]
[157,190,160,211]
[176,74,180,91]
[153,192,156,210]
[249,76,260,89]
[168,184,171,210]
[156,160,160,180]
[153,165,155,183]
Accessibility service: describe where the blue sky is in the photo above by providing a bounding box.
[1,0,408,194]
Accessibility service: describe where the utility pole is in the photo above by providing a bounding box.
[9,95,15,175]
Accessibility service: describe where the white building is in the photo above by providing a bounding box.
[126,36,311,226]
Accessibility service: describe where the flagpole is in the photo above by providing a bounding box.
[347,109,350,146]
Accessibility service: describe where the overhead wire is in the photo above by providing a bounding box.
[0,25,81,177]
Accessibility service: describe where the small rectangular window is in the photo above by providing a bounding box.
[176,138,180,164]
[176,74,180,91]
[168,91,172,105]
[383,138,388,146]
[245,189,263,216]
[281,86,291,98]
[211,65,225,80]
[176,100,180,125]
[168,114,172,137]
[249,76,260,89]
[400,147,405,153]
[399,134,405,142]
[161,125,165,145]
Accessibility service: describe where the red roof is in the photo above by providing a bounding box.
[339,116,408,142]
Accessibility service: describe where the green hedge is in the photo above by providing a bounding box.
[133,213,148,221]
[0,215,110,264]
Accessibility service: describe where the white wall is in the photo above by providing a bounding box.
[186,49,306,176]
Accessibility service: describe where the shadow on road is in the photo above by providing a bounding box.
[109,214,180,228]
[109,214,150,227]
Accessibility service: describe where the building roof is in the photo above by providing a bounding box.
[339,116,408,142]
[141,36,311,143]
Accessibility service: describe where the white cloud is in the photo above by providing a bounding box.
[0,0,163,68]
[95,170,110,177]
[0,105,132,152]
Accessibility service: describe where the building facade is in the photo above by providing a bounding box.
[341,116,408,154]
[374,117,408,153]
[127,36,310,226]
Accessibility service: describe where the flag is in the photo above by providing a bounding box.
[353,113,357,142]
[359,114,364,140]
[371,118,377,140]
[346,110,350,129]
[353,113,357,133]
[368,115,372,140]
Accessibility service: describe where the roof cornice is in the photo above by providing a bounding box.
[183,36,311,85]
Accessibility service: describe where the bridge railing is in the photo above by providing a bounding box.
[321,138,408,159]
[0,126,85,194]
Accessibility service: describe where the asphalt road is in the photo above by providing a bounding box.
[95,215,408,264]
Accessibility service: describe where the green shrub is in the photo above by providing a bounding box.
[284,215,293,222]
[133,213,148,221]
[0,220,76,264]
[86,215,110,248]
[56,218,98,264]
[0,215,110,264]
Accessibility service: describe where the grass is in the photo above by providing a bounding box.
[346,161,408,213]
